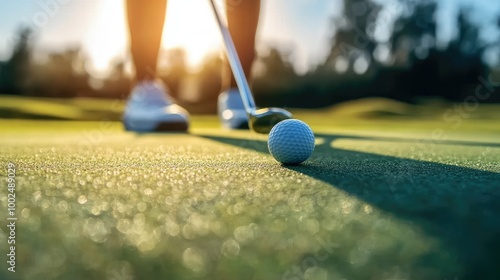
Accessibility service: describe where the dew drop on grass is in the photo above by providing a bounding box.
[78,195,87,204]
[21,208,31,218]
[182,247,207,273]
[137,202,147,212]
[117,219,132,234]
[165,221,180,237]
[221,238,240,257]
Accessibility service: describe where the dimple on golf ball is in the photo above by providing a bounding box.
[267,119,315,165]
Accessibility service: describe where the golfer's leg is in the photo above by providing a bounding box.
[226,0,261,87]
[126,0,167,81]
[124,0,189,132]
[217,0,260,129]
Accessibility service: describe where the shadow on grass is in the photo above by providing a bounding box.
[200,132,500,279]
[317,133,500,148]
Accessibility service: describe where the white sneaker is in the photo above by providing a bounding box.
[123,80,189,132]
[217,88,249,129]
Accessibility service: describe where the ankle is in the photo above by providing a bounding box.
[133,75,158,85]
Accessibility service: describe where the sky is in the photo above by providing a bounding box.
[0,0,499,77]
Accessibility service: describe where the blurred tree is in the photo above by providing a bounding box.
[390,1,437,67]
[255,48,296,80]
[390,5,491,100]
[319,0,381,76]
[253,47,300,103]
[0,60,7,93]
[387,1,440,100]
[196,51,223,103]
[28,48,91,97]
[2,27,33,95]
[311,0,500,103]
[96,59,131,99]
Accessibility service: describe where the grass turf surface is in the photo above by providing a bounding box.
[0,105,500,279]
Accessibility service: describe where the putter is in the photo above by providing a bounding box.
[208,0,292,134]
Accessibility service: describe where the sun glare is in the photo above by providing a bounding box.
[84,0,127,78]
[163,0,221,66]
[84,0,221,78]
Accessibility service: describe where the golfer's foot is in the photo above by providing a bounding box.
[123,80,189,132]
[218,88,249,129]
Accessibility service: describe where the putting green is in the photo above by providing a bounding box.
[0,106,499,279]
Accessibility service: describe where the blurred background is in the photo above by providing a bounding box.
[1,0,500,117]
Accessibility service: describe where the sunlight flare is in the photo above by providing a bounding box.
[84,0,221,77]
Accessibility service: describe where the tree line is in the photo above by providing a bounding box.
[1,0,499,109]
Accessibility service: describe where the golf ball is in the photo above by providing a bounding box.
[267,119,315,165]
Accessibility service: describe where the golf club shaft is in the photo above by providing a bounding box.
[208,0,257,112]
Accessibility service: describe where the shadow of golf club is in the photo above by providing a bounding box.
[199,132,500,279]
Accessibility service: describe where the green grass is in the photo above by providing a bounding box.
[0,97,500,279]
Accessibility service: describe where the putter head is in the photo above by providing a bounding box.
[249,108,293,134]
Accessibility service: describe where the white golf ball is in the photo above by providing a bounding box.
[267,119,315,165]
